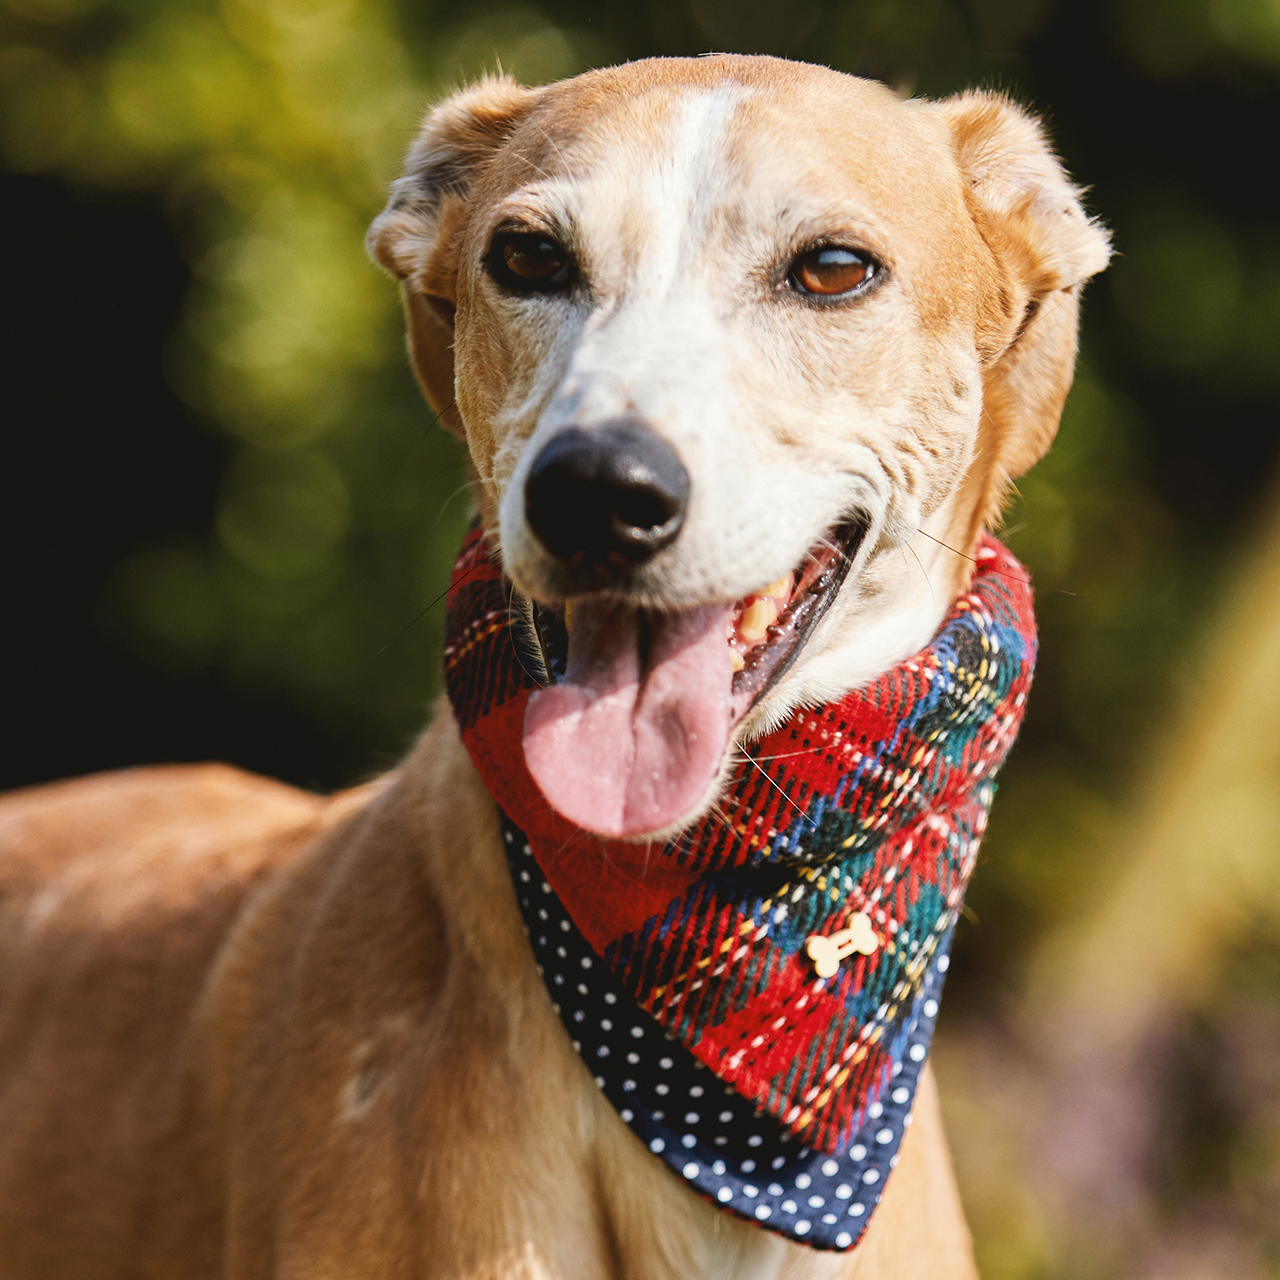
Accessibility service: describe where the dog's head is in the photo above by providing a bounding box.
[370,56,1109,840]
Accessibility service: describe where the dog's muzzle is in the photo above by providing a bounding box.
[524,419,689,580]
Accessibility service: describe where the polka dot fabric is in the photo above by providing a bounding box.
[445,525,1037,1161]
[506,814,953,1253]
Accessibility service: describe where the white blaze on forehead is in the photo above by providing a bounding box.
[520,85,750,440]
[630,85,746,289]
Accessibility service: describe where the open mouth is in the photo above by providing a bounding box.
[522,516,868,839]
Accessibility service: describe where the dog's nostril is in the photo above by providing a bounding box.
[525,420,690,571]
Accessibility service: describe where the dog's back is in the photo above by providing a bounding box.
[0,767,355,1276]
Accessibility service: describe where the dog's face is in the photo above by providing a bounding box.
[371,57,1108,839]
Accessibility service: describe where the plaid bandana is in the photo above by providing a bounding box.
[444,524,1036,1250]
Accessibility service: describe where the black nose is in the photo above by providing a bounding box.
[524,421,689,571]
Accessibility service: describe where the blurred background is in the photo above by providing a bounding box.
[1,0,1278,1274]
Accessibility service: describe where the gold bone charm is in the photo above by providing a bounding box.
[805,913,879,979]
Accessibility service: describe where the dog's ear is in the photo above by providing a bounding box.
[935,91,1111,539]
[368,76,540,437]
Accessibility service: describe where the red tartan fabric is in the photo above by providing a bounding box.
[445,525,1037,1153]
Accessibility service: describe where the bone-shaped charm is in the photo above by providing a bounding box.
[805,913,879,979]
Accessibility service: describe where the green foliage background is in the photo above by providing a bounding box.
[3,0,1279,1275]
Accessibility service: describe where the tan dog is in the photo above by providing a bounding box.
[0,57,1107,1279]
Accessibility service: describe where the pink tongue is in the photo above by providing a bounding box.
[523,600,735,837]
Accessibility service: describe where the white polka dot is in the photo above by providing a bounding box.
[556,946,567,958]
[863,1169,880,1184]
[659,1057,673,1070]
[580,956,592,969]
[630,1027,644,1039]
[754,1206,771,1220]
[576,982,587,994]
[747,1134,763,1147]
[541,882,551,893]
[620,1109,634,1122]
[850,1144,866,1160]
[937,955,949,972]
[689,1085,704,1098]
[782,1199,797,1213]
[867,1101,883,1119]
[623,1079,636,1092]
[849,1202,866,1216]
[650,1138,665,1153]
[652,1110,664,1120]
[741,1159,755,1172]
[681,1134,696,1149]
[808,1195,824,1208]
[572,1041,580,1052]
[655,1084,669,1096]
[712,1160,726,1175]
[559,919,571,932]
[682,1162,698,1178]
[718,1110,733,1123]
[835,1184,852,1199]
[794,1173,812,1189]
[626,1052,639,1065]
[717,1187,733,1203]
[836,1231,852,1248]
[923,999,938,1017]
[876,1127,893,1144]
[768,1182,783,1195]
[821,1159,839,1176]
[822,1213,837,1224]
[599,1017,612,1032]
[604,992,617,1005]
[594,1076,605,1088]
[892,1087,909,1104]
[572,1010,585,1023]
[743,1185,758,1198]
[684,1112,699,1125]
[596,1045,610,1058]
[909,1043,926,1062]
[795,1220,810,1235]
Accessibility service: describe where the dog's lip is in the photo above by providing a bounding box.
[530,515,869,722]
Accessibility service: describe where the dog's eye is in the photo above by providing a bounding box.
[487,232,573,292]
[788,247,877,297]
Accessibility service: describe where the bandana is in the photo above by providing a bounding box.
[444,524,1036,1250]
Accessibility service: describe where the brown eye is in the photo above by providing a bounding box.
[487,232,573,292]
[788,246,877,297]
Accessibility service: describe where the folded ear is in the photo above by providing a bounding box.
[935,91,1111,541]
[368,76,540,437]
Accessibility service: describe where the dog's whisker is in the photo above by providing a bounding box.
[507,583,547,685]
[376,560,482,655]
[740,749,817,829]
[434,477,482,528]
[914,528,1033,587]
[904,541,936,604]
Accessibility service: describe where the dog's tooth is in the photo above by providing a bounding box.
[739,597,777,641]
[761,574,792,601]
[729,647,745,673]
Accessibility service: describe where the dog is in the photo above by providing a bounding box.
[0,55,1107,1279]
